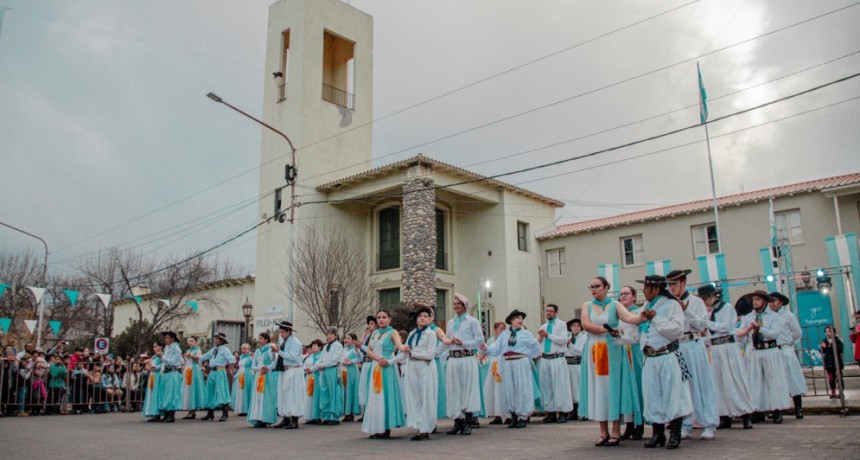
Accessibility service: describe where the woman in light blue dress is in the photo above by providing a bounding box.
[143,343,163,421]
[232,343,253,415]
[181,336,206,419]
[361,309,406,439]
[247,333,278,428]
[342,333,362,421]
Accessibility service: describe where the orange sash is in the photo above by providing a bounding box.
[372,365,383,394]
[184,367,193,385]
[149,374,155,390]
[342,368,348,386]
[592,341,609,376]
[491,360,501,383]
[306,376,315,396]
[256,375,265,394]
[238,373,245,390]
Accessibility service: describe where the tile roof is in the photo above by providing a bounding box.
[537,172,860,240]
[316,154,565,207]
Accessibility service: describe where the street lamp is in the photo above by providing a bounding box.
[242,298,253,344]
[0,220,49,348]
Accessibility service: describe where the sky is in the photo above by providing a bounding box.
[1,0,859,280]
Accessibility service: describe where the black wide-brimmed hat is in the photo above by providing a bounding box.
[366,315,378,325]
[566,318,582,329]
[505,309,527,325]
[666,269,692,282]
[769,292,790,306]
[635,275,668,286]
[161,331,178,340]
[697,284,723,297]
[277,321,296,332]
[214,332,229,344]
[743,290,773,303]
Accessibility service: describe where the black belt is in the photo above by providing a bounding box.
[163,368,180,373]
[753,340,777,350]
[566,356,581,365]
[542,352,564,360]
[643,341,679,357]
[680,332,701,342]
[449,350,475,358]
[711,335,736,346]
[212,366,226,371]
[363,357,373,363]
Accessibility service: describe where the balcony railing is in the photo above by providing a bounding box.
[322,83,354,110]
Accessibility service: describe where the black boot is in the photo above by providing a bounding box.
[718,416,732,429]
[514,417,527,428]
[273,417,289,428]
[447,418,464,435]
[556,412,568,423]
[489,416,503,425]
[742,414,753,429]
[542,412,557,423]
[621,422,636,440]
[750,411,763,423]
[201,410,215,421]
[219,407,229,422]
[793,395,803,419]
[147,415,162,423]
[772,409,783,424]
[285,416,299,429]
[461,413,473,435]
[570,403,579,421]
[507,413,518,429]
[666,418,683,449]
[633,424,645,440]
[644,423,666,448]
[162,411,175,423]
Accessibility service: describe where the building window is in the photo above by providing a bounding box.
[691,223,719,257]
[436,208,448,270]
[621,235,643,267]
[775,209,804,245]
[322,30,355,110]
[435,289,447,328]
[547,248,566,278]
[277,30,290,102]
[378,288,400,310]
[517,221,529,252]
[378,206,400,270]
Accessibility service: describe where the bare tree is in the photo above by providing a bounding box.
[286,225,375,336]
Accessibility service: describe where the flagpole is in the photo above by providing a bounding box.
[698,62,722,253]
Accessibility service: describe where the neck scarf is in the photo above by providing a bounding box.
[408,325,429,348]
[543,318,554,353]
[639,295,663,333]
[592,297,612,307]
[453,313,466,333]
[507,327,518,347]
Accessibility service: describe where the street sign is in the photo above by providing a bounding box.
[254,316,289,330]
[94,337,110,355]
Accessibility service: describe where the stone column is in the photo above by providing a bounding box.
[401,162,436,307]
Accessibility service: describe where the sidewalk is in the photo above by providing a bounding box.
[803,388,859,414]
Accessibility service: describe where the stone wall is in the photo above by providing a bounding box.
[401,162,436,306]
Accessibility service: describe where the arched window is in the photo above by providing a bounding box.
[378,206,400,270]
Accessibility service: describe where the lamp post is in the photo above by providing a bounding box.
[207,92,298,324]
[0,220,49,348]
[242,298,253,344]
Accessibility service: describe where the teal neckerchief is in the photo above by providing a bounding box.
[453,313,466,333]
[543,318,555,353]
[639,295,663,333]
[409,325,429,348]
[508,327,519,346]
[593,297,612,307]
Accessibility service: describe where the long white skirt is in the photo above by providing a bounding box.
[745,348,792,411]
[277,368,305,417]
[445,356,481,418]
[567,363,581,404]
[502,357,535,418]
[404,359,438,433]
[483,358,506,417]
[780,347,808,397]
[231,372,246,414]
[710,343,755,417]
[679,340,720,428]
[583,335,610,421]
[538,356,573,412]
[358,362,371,407]
[642,353,693,425]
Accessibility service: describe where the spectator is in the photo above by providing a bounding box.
[820,325,845,398]
[30,354,49,415]
[70,361,88,414]
[87,363,106,413]
[122,362,142,411]
[16,354,33,416]
[46,355,67,415]
[69,347,84,371]
[102,364,123,412]
[848,311,860,367]
[1,350,18,416]
[16,343,35,360]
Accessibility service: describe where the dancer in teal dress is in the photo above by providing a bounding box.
[232,343,253,415]
[314,327,344,424]
[342,333,362,421]
[247,332,278,428]
[303,340,323,423]
[157,331,184,423]
[361,309,406,439]
[199,332,236,422]
[181,336,205,419]
[143,344,163,422]
[618,285,645,440]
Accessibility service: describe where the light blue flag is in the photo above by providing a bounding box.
[759,247,779,292]
[64,289,79,307]
[185,300,199,312]
[0,283,8,299]
[697,62,708,125]
[0,317,11,334]
[646,260,671,276]
[697,253,729,302]
[49,320,62,336]
[825,233,860,362]
[597,263,621,298]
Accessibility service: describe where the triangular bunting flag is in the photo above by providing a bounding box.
[24,319,38,334]
[0,283,9,299]
[95,293,112,308]
[64,289,80,307]
[132,296,143,304]
[49,320,61,336]
[27,286,46,304]
[0,318,11,334]
[185,300,199,312]
[156,299,171,308]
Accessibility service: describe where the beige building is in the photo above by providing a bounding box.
[537,173,860,331]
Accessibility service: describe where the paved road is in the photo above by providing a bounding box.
[1,413,857,459]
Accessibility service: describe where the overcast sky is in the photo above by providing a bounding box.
[1,0,859,279]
